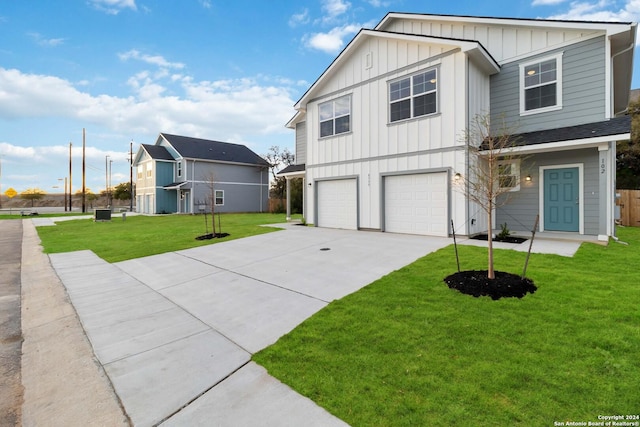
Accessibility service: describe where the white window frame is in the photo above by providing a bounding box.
[519,52,563,116]
[177,161,182,178]
[146,162,153,178]
[388,67,438,123]
[319,95,351,138]
[498,159,521,192]
[214,189,224,206]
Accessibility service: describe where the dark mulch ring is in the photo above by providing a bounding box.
[444,270,537,300]
[195,232,230,240]
[470,234,528,244]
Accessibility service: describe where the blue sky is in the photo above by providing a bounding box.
[1,0,639,194]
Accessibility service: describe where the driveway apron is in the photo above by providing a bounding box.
[49,224,452,426]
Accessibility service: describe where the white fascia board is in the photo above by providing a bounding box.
[376,13,633,34]
[285,110,305,129]
[488,133,630,156]
[278,170,306,178]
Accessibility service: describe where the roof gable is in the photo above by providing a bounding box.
[293,29,499,112]
[160,133,268,167]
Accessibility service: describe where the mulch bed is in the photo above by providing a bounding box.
[195,232,230,240]
[471,234,528,244]
[444,270,537,300]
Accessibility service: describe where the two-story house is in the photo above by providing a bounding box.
[134,133,270,214]
[279,12,635,240]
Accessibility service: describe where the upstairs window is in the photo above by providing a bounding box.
[389,68,438,123]
[177,161,182,178]
[319,95,351,138]
[520,53,562,115]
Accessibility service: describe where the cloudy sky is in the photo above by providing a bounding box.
[1,0,639,194]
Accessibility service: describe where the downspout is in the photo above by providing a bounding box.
[611,39,635,116]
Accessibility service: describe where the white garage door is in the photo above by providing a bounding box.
[384,172,448,236]
[317,179,358,230]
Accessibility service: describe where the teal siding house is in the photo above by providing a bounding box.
[133,133,269,214]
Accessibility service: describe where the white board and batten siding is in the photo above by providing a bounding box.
[384,172,449,236]
[317,178,358,230]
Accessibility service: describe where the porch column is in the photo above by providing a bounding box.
[286,176,291,221]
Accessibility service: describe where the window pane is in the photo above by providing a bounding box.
[413,92,437,117]
[413,70,436,94]
[334,97,350,117]
[500,175,517,188]
[390,99,411,122]
[525,87,541,110]
[319,103,333,121]
[335,115,350,134]
[320,120,334,137]
[539,83,556,108]
[390,78,410,101]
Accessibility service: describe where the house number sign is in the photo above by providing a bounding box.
[600,158,606,174]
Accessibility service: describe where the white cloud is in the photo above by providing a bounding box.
[367,0,390,6]
[27,32,65,47]
[304,23,362,54]
[532,0,568,5]
[289,9,310,27]
[544,0,640,21]
[322,0,351,19]
[89,0,137,15]
[118,49,185,70]
[0,67,295,141]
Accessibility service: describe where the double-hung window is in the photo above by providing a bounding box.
[498,159,520,191]
[319,95,351,138]
[215,190,224,206]
[389,68,437,122]
[177,161,182,178]
[520,53,563,115]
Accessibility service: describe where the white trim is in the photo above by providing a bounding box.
[191,180,269,187]
[605,36,612,119]
[539,163,584,234]
[499,134,629,155]
[519,52,563,116]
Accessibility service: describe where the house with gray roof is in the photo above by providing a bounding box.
[281,12,635,241]
[133,133,269,214]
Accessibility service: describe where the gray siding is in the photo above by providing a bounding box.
[190,161,269,213]
[490,36,606,134]
[295,121,307,165]
[496,148,600,235]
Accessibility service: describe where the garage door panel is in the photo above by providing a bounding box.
[317,179,357,230]
[385,173,448,237]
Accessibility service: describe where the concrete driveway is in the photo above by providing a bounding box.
[48,223,452,426]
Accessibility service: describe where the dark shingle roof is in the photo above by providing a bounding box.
[142,144,174,160]
[277,164,306,175]
[480,116,631,150]
[161,133,268,167]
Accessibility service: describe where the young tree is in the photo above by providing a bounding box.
[617,98,640,189]
[20,188,46,207]
[457,114,527,279]
[263,145,294,200]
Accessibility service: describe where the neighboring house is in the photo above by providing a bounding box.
[279,12,636,240]
[134,133,269,214]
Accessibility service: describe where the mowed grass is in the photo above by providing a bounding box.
[254,227,640,426]
[37,213,291,262]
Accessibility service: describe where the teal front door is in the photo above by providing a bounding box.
[544,167,579,232]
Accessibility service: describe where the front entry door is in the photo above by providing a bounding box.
[544,167,579,232]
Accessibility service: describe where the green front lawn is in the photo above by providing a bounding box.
[254,227,640,426]
[37,213,291,262]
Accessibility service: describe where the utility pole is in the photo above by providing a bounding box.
[105,154,110,207]
[82,128,86,213]
[69,142,72,212]
[129,140,133,211]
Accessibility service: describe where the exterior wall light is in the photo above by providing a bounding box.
[525,175,532,182]
[454,173,462,181]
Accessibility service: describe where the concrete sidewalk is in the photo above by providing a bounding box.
[46,224,452,426]
[23,218,584,426]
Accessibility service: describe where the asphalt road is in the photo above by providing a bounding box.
[0,219,23,426]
